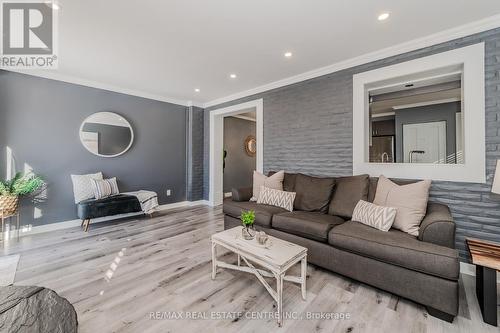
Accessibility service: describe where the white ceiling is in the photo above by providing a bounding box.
[12,0,500,107]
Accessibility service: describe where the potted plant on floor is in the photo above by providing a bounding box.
[240,210,256,240]
[0,172,44,217]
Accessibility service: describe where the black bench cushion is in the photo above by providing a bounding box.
[77,194,142,219]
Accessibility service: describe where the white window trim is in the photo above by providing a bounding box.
[353,43,485,183]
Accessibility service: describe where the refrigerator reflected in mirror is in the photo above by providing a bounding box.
[369,136,395,163]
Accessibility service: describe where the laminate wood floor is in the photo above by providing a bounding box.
[1,205,498,333]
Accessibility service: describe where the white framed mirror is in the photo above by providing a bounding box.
[79,112,134,157]
[353,43,485,183]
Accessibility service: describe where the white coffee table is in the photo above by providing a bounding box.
[211,226,308,326]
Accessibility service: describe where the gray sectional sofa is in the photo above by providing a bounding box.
[223,173,459,322]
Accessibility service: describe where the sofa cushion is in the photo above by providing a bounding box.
[373,175,431,236]
[294,174,335,213]
[351,200,397,232]
[328,221,459,280]
[223,200,287,227]
[251,170,284,201]
[328,174,369,218]
[368,177,419,203]
[273,211,345,242]
[268,171,297,192]
[257,186,296,211]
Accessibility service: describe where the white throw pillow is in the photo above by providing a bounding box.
[352,200,397,232]
[250,170,284,201]
[71,172,103,203]
[373,175,431,236]
[257,186,296,211]
[90,177,120,200]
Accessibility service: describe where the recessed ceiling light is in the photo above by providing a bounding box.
[229,74,237,79]
[284,52,293,58]
[194,88,200,92]
[378,12,390,21]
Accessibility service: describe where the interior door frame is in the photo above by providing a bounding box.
[209,99,263,207]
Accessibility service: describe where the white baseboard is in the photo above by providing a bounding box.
[460,262,500,283]
[7,200,209,238]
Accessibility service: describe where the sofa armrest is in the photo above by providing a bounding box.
[231,187,252,202]
[418,202,456,249]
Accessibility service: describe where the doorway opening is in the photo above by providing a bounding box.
[209,99,263,206]
[223,109,256,198]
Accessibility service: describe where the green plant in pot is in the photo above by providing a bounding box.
[240,210,256,240]
[0,172,44,217]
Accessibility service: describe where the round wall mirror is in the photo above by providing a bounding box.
[79,112,134,157]
[244,135,256,157]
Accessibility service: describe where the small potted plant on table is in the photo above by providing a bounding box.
[240,210,256,240]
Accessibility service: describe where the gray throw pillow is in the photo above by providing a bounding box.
[328,174,369,218]
[293,174,335,213]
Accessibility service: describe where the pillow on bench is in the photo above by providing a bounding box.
[90,177,120,200]
[71,172,103,203]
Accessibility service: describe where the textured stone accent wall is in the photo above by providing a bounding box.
[186,106,204,201]
[204,28,500,261]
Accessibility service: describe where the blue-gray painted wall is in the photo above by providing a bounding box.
[205,28,500,261]
[0,71,189,227]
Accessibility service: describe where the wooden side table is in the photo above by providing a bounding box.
[466,238,500,327]
[0,208,20,242]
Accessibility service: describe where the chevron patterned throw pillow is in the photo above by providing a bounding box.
[257,186,296,211]
[351,200,397,232]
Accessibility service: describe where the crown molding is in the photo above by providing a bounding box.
[3,13,500,110]
[2,69,205,107]
[203,14,500,109]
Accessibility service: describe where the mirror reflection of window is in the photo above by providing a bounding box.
[368,73,463,164]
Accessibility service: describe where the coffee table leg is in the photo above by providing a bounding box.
[237,254,241,266]
[301,257,307,301]
[277,273,284,327]
[211,241,217,280]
